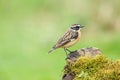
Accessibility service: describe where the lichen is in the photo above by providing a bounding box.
[63,55,120,80]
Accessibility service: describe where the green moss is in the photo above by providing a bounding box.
[64,55,120,80]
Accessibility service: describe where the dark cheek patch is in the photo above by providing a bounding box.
[73,27,79,30]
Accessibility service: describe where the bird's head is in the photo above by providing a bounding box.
[70,24,84,30]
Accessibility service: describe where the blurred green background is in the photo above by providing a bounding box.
[0,0,120,80]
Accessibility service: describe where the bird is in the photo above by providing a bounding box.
[48,24,84,55]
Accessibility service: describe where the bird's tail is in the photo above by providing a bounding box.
[48,48,55,54]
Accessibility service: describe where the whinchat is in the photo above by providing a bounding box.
[48,24,84,54]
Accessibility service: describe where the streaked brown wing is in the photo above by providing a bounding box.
[53,29,78,49]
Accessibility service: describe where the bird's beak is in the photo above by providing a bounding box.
[80,25,84,28]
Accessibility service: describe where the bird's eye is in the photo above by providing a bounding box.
[71,26,80,30]
[76,26,80,28]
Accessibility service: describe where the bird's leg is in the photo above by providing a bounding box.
[66,48,72,53]
[64,48,68,56]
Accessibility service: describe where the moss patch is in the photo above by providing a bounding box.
[63,55,120,80]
